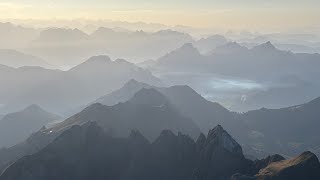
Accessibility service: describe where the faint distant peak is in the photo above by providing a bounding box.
[174,43,201,55]
[23,104,43,112]
[72,55,112,69]
[37,28,89,42]
[114,58,132,65]
[154,29,187,36]
[68,55,113,72]
[88,55,112,63]
[212,42,248,54]
[252,41,277,51]
[220,42,246,50]
[123,79,150,89]
[132,30,148,36]
[204,34,228,42]
[91,27,118,38]
[94,27,115,33]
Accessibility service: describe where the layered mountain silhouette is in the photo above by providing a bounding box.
[151,41,320,111]
[0,105,60,148]
[154,42,320,81]
[1,123,318,180]
[25,27,193,66]
[51,88,201,140]
[94,79,240,135]
[1,80,320,175]
[94,80,320,158]
[35,28,90,42]
[0,49,54,69]
[0,22,39,49]
[194,35,229,54]
[0,55,162,115]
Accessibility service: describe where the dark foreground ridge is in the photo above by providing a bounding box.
[1,123,319,180]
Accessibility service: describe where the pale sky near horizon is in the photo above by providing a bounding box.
[0,0,319,31]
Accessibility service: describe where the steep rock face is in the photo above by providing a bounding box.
[150,130,197,180]
[195,125,250,180]
[0,125,253,180]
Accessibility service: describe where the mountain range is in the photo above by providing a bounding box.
[154,41,320,81]
[1,122,319,180]
[92,80,320,158]
[51,88,201,140]
[24,28,193,66]
[0,49,54,69]
[1,81,320,175]
[150,42,320,111]
[0,55,162,115]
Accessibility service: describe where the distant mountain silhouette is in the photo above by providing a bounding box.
[194,35,229,54]
[156,43,203,71]
[25,27,193,66]
[0,49,54,68]
[154,41,320,80]
[94,79,240,135]
[0,22,39,49]
[0,55,162,115]
[212,42,248,54]
[94,79,153,106]
[0,105,60,148]
[35,28,90,42]
[151,41,320,111]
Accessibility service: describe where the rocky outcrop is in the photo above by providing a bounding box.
[256,151,320,180]
[231,151,320,180]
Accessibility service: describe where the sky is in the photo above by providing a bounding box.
[0,0,319,31]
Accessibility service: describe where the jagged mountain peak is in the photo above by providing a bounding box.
[212,42,248,54]
[206,125,243,155]
[159,129,176,138]
[129,130,147,140]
